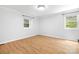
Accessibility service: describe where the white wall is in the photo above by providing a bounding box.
[0,7,39,44]
[1,7,79,44]
[39,13,79,41]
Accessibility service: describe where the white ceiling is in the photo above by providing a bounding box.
[0,5,79,17]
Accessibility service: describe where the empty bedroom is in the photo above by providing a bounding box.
[0,5,79,54]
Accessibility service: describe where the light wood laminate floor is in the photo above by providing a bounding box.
[0,35,79,54]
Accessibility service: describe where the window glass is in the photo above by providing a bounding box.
[66,16,77,28]
[24,19,29,28]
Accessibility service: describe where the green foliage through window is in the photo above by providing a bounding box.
[66,16,77,28]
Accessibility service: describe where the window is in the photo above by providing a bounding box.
[66,16,77,28]
[23,15,31,29]
[24,19,29,28]
[65,16,77,29]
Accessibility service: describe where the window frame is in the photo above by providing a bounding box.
[64,15,78,30]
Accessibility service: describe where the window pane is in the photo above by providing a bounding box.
[24,19,29,27]
[66,16,77,28]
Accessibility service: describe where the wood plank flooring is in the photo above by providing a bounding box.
[0,35,79,54]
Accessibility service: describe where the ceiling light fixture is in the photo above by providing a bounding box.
[36,5,46,10]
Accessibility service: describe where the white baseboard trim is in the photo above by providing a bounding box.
[0,34,37,44]
[0,34,78,44]
[40,34,78,42]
